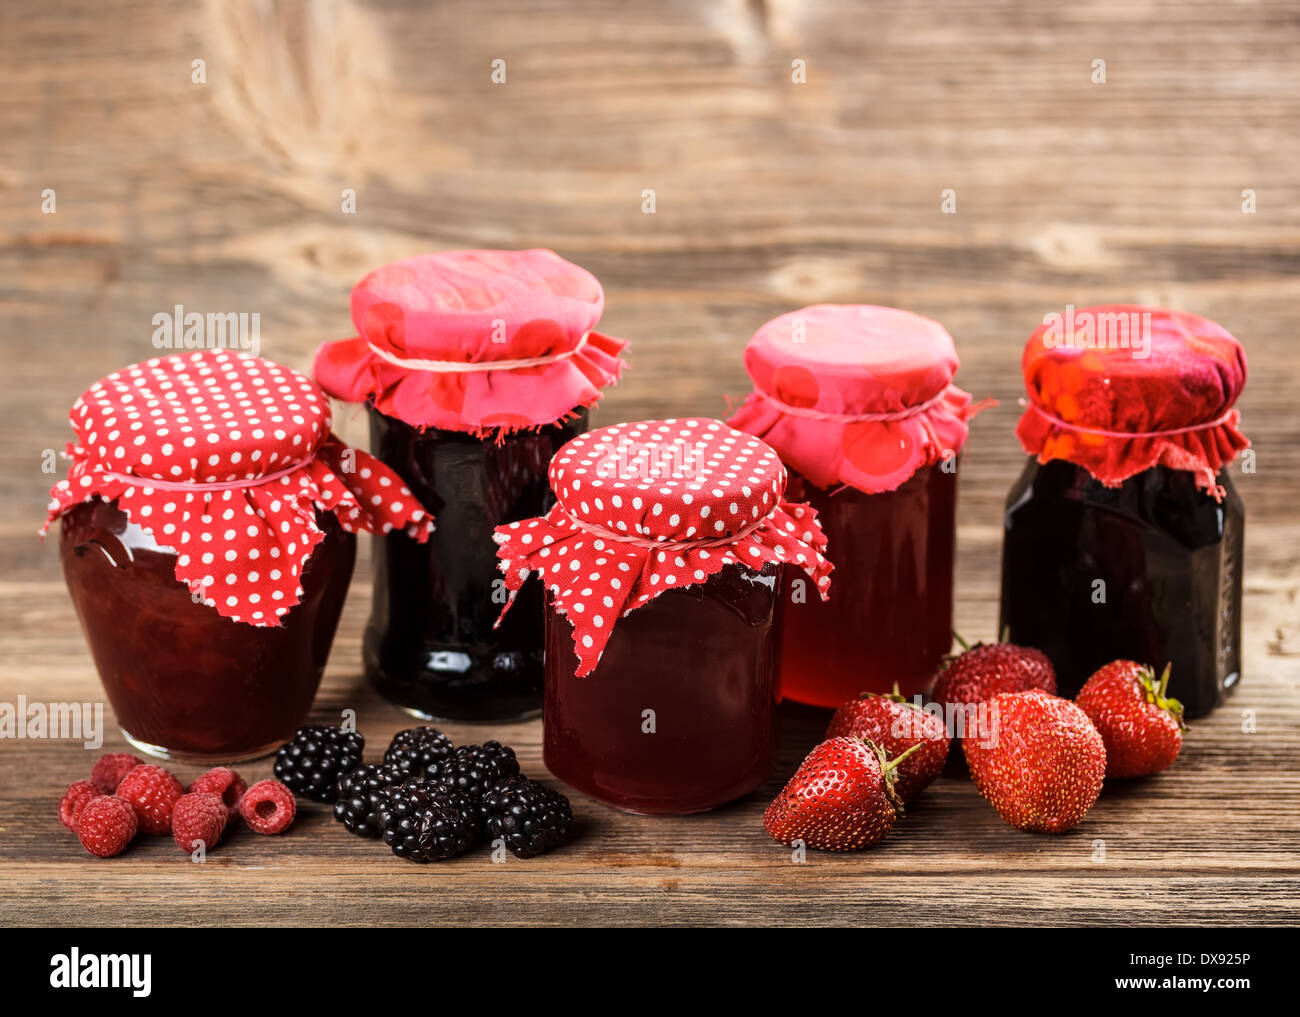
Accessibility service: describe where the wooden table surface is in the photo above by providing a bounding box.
[2,0,1298,927]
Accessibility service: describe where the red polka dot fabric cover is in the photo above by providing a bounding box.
[312,249,628,436]
[1015,305,1249,499]
[493,418,833,676]
[727,305,987,494]
[43,351,434,626]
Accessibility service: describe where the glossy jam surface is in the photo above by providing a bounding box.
[1000,459,1243,718]
[544,564,778,815]
[60,499,355,762]
[776,463,957,707]
[365,409,586,722]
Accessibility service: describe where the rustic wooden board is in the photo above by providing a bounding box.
[1,0,1298,926]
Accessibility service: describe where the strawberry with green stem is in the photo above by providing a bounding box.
[763,737,920,852]
[826,685,949,802]
[1076,661,1185,778]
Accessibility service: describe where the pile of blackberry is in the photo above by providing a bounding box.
[278,722,574,862]
[273,725,365,803]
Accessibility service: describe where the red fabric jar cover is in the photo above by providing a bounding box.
[493,417,834,676]
[312,249,628,436]
[1015,305,1249,499]
[727,304,988,493]
[43,350,434,625]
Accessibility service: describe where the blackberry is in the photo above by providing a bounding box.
[480,776,575,858]
[383,726,453,775]
[428,741,519,799]
[272,724,365,803]
[375,777,480,862]
[332,763,408,836]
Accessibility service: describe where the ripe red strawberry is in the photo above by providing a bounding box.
[59,780,102,831]
[826,689,950,802]
[77,795,138,857]
[115,764,184,834]
[188,767,247,823]
[1076,661,1184,778]
[763,737,918,851]
[89,752,144,794]
[963,689,1106,834]
[171,792,229,854]
[931,639,1057,711]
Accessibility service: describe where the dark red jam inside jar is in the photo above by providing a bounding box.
[544,563,778,815]
[778,462,957,706]
[493,417,833,816]
[364,409,586,722]
[1000,461,1243,718]
[60,499,355,762]
[1001,305,1250,719]
[727,304,985,707]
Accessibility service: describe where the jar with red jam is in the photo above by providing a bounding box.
[314,249,628,722]
[728,305,989,706]
[44,351,434,762]
[493,418,833,815]
[1000,305,1249,718]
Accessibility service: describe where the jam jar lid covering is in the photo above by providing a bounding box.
[313,249,628,436]
[43,351,434,626]
[727,304,990,494]
[1016,305,1250,499]
[493,417,834,676]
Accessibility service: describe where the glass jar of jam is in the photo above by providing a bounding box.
[44,351,434,762]
[999,305,1250,718]
[314,249,628,722]
[729,304,988,706]
[494,418,833,815]
[362,409,585,721]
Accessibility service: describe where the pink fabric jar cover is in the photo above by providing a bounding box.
[728,304,991,493]
[313,248,628,436]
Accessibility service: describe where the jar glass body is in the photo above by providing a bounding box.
[365,408,587,722]
[59,498,356,762]
[999,459,1244,718]
[543,563,779,815]
[776,462,958,706]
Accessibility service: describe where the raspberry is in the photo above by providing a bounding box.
[115,764,184,834]
[171,792,228,854]
[59,780,102,832]
[188,767,247,823]
[77,796,138,857]
[89,752,144,794]
[239,779,296,835]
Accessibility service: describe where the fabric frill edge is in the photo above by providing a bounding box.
[312,330,629,443]
[1014,406,1249,501]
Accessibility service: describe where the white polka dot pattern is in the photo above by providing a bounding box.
[43,351,435,626]
[493,417,833,676]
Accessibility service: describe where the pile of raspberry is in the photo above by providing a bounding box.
[59,752,297,858]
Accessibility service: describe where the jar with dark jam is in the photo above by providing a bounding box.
[45,351,433,761]
[313,249,628,722]
[363,409,585,722]
[544,563,779,815]
[493,418,833,815]
[999,305,1250,718]
[728,304,986,706]
[60,499,354,762]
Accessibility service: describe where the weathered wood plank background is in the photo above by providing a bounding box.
[1,0,1297,926]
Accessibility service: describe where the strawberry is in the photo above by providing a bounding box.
[1076,661,1184,778]
[931,638,1057,710]
[963,689,1106,834]
[763,737,918,851]
[825,688,950,802]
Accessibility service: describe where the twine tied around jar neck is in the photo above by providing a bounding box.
[755,387,949,423]
[365,332,591,373]
[1020,398,1238,439]
[558,507,777,554]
